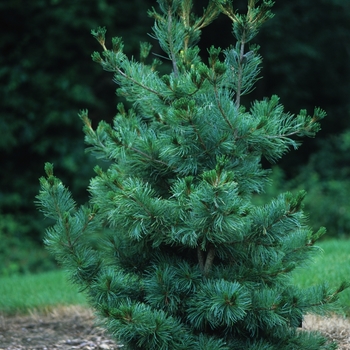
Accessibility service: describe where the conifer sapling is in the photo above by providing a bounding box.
[36,1,348,349]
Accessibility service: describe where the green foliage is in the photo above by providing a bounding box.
[37,1,346,349]
[297,131,350,237]
[2,239,350,318]
[0,0,153,268]
[0,213,56,276]
[292,239,350,315]
[254,0,350,175]
[259,129,350,238]
[3,0,350,276]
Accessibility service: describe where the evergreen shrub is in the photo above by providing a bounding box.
[36,1,347,348]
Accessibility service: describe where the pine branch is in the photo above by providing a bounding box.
[81,111,171,169]
[214,84,235,131]
[92,46,168,104]
[111,60,168,102]
[193,1,221,31]
[235,40,246,108]
[167,6,179,77]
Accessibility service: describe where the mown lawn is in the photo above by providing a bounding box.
[292,239,350,314]
[0,269,87,315]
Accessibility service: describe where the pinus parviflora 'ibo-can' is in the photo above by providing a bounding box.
[36,1,348,349]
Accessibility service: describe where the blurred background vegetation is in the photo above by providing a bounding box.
[1,0,349,276]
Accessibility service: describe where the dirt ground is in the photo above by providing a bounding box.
[0,305,350,349]
[0,306,120,350]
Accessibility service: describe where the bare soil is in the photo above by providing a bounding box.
[0,306,120,350]
[0,306,350,349]
[303,314,350,349]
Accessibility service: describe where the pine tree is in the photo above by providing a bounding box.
[36,1,347,349]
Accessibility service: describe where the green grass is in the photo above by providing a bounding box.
[0,239,349,316]
[292,239,350,314]
[0,269,87,315]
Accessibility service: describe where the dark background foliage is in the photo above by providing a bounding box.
[1,0,349,275]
